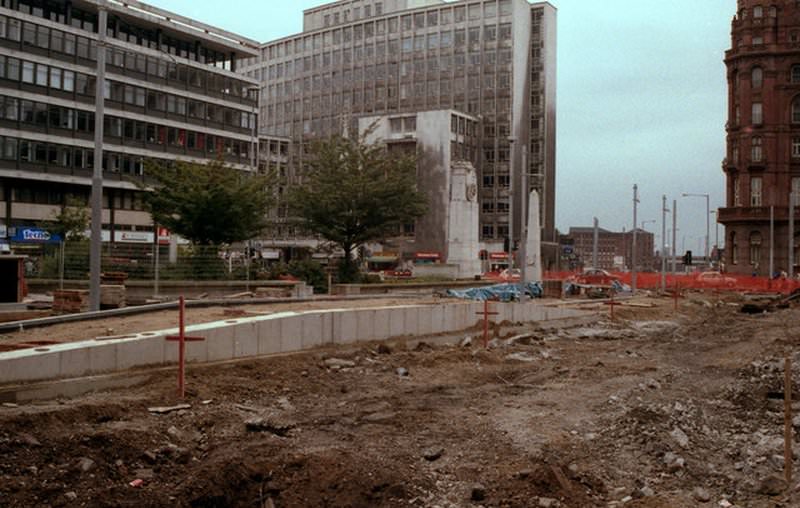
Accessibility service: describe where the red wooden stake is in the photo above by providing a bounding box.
[604,292,621,319]
[475,300,499,348]
[165,296,205,399]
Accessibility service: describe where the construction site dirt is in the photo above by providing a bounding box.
[1,294,800,507]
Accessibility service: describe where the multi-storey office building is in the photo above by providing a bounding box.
[0,0,259,253]
[721,0,800,274]
[243,0,557,271]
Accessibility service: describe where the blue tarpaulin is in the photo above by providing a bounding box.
[446,282,543,302]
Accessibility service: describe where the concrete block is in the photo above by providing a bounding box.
[337,310,358,344]
[372,309,391,340]
[403,307,420,337]
[205,324,237,362]
[234,321,259,358]
[0,351,61,384]
[89,342,118,375]
[280,315,303,351]
[320,312,334,345]
[388,307,406,338]
[356,309,375,342]
[301,313,324,350]
[257,317,282,355]
[117,336,165,370]
[59,346,91,379]
[417,306,434,336]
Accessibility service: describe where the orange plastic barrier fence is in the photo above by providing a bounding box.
[544,271,800,295]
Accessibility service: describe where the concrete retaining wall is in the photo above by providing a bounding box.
[0,301,590,385]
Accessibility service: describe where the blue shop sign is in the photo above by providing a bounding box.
[11,227,62,244]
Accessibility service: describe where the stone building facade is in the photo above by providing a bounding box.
[721,0,800,274]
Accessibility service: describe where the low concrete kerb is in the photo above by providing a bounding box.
[0,301,593,386]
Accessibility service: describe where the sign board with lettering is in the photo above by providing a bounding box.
[10,227,61,244]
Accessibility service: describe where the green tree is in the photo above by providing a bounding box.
[49,196,90,240]
[139,158,274,245]
[289,134,427,282]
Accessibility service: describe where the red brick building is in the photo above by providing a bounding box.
[563,227,655,272]
[721,0,800,274]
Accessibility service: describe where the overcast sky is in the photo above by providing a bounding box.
[149,0,735,252]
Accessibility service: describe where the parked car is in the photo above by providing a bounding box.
[695,271,736,288]
[567,268,620,287]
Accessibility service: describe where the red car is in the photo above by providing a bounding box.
[695,271,736,288]
[567,269,620,287]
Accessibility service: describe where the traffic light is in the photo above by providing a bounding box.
[683,250,693,266]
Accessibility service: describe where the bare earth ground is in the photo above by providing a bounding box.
[1,294,800,507]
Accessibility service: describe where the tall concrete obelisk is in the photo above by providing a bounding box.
[522,189,543,283]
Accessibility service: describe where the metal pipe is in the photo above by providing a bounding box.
[632,184,639,292]
[790,193,796,278]
[592,217,599,269]
[672,200,677,275]
[661,196,668,291]
[89,2,108,312]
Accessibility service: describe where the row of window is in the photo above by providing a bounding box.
[260,0,516,61]
[0,95,255,159]
[0,134,145,175]
[5,181,145,211]
[6,0,238,70]
[730,176,800,208]
[734,64,800,90]
[0,134,248,176]
[263,52,514,99]
[0,56,255,130]
[259,36,514,84]
[0,15,255,98]
[319,1,384,27]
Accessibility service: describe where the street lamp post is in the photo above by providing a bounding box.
[661,196,669,292]
[632,184,639,292]
[508,136,517,270]
[682,193,710,267]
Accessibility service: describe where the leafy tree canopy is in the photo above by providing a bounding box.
[139,159,274,245]
[289,133,427,280]
[48,196,90,241]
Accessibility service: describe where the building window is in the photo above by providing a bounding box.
[753,5,763,18]
[750,176,763,206]
[751,137,763,162]
[733,176,741,206]
[793,97,800,123]
[730,232,738,265]
[792,177,800,204]
[752,67,763,89]
[793,65,800,84]
[749,232,762,266]
[732,146,739,164]
[752,102,763,124]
